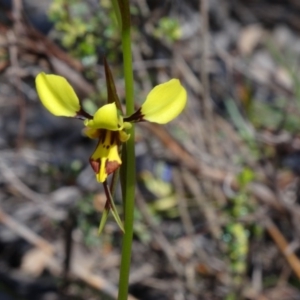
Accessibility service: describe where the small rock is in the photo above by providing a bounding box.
[238,24,265,55]
[249,50,275,84]
[273,25,295,49]
[50,186,82,206]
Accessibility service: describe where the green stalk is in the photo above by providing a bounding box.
[116,0,135,299]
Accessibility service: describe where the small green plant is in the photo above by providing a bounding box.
[223,168,257,292]
[251,39,300,133]
[225,97,260,159]
[49,0,120,63]
[153,17,181,44]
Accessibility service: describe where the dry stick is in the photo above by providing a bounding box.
[173,56,207,165]
[199,0,222,159]
[135,189,184,277]
[134,0,149,17]
[200,0,212,118]
[0,207,138,300]
[141,123,232,182]
[11,18,93,95]
[0,159,49,203]
[61,210,76,291]
[173,169,201,293]
[0,208,53,255]
[50,56,95,96]
[9,0,26,150]
[137,170,192,292]
[215,115,253,164]
[140,122,300,278]
[24,21,83,72]
[0,157,138,295]
[173,168,221,277]
[174,54,203,95]
[265,218,300,280]
[0,159,63,220]
[182,169,222,239]
[173,168,194,236]
[12,0,22,33]
[133,59,171,70]
[132,44,152,93]
[141,122,283,211]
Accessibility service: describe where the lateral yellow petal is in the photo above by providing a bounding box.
[36,73,81,117]
[85,102,123,130]
[141,79,187,124]
[83,127,100,139]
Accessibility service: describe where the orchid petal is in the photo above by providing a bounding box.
[83,127,100,139]
[140,79,187,124]
[89,131,122,182]
[98,205,110,235]
[119,131,130,142]
[85,103,122,130]
[36,73,81,117]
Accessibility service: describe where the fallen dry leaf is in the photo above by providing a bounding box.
[21,247,52,277]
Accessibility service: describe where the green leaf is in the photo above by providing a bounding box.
[110,201,125,233]
[104,181,125,233]
[98,206,110,235]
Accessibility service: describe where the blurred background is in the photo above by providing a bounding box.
[1,0,300,299]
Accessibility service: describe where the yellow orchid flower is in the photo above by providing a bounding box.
[35,72,187,183]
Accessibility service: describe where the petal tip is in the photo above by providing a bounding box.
[36,72,81,117]
[140,78,187,124]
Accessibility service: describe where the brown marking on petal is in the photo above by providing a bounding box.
[124,107,145,123]
[105,160,120,175]
[84,127,101,139]
[76,108,93,120]
[89,158,100,173]
[100,130,107,144]
[110,131,116,145]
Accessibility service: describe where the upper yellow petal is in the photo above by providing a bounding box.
[141,79,187,124]
[85,102,123,131]
[36,73,81,117]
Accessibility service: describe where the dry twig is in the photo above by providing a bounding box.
[0,207,138,300]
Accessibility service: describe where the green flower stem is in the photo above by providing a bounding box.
[117,0,135,299]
